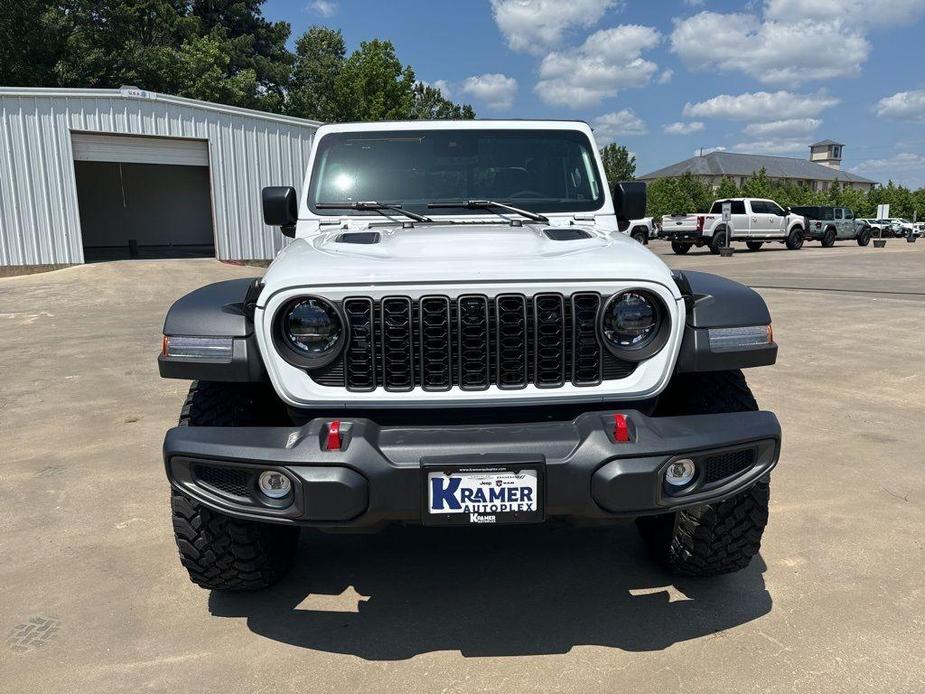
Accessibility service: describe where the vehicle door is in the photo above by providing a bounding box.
[756,200,786,237]
[840,208,853,238]
[728,200,750,238]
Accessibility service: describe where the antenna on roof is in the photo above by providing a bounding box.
[699,147,703,157]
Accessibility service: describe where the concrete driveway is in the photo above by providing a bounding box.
[1,243,923,693]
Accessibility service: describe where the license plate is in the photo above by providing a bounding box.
[422,461,544,526]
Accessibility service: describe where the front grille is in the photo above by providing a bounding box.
[310,293,636,392]
[701,449,756,484]
[194,465,253,499]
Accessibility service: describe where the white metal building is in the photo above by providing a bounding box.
[0,86,319,267]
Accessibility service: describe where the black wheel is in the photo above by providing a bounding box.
[821,228,836,247]
[631,227,648,244]
[171,381,298,591]
[636,370,770,576]
[671,241,691,255]
[709,229,728,255]
[785,227,804,250]
[746,241,763,251]
[856,227,871,247]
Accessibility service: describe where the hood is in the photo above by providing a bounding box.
[261,223,676,295]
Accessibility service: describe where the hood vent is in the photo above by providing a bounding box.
[544,228,591,241]
[336,232,381,245]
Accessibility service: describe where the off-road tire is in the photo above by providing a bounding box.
[637,370,769,576]
[671,241,691,255]
[746,241,763,251]
[631,228,649,245]
[856,227,871,246]
[709,229,728,255]
[171,381,298,591]
[822,228,836,247]
[171,490,299,590]
[785,227,804,250]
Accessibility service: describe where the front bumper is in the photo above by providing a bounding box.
[164,410,780,528]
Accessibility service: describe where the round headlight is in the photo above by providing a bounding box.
[600,290,669,361]
[275,297,346,368]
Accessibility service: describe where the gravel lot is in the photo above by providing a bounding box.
[1,242,923,693]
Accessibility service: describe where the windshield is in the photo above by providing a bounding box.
[307,129,605,216]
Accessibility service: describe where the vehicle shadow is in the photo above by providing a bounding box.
[208,522,771,660]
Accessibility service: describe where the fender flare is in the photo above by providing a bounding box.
[672,271,777,373]
[159,278,268,382]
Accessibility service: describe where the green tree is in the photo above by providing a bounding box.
[715,176,739,200]
[646,173,712,219]
[287,26,347,121]
[332,39,416,122]
[191,0,292,109]
[50,0,198,91]
[0,0,62,86]
[410,82,475,120]
[173,31,258,107]
[599,144,636,185]
[741,167,773,199]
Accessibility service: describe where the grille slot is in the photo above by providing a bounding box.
[496,294,529,389]
[701,449,756,484]
[343,298,375,391]
[571,293,603,385]
[420,296,452,391]
[194,465,252,499]
[533,293,566,387]
[381,297,414,391]
[458,295,491,390]
[308,293,637,391]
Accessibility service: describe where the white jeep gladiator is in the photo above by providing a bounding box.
[662,198,805,254]
[159,120,781,591]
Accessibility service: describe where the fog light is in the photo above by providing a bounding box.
[665,458,696,487]
[258,471,292,499]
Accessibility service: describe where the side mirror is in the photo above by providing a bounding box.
[611,181,646,227]
[262,186,298,238]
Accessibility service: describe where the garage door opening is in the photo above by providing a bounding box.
[72,133,216,261]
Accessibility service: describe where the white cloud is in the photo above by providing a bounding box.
[458,73,518,110]
[851,152,925,188]
[657,68,674,84]
[671,11,869,84]
[876,89,925,122]
[308,0,337,17]
[730,139,809,155]
[695,146,727,156]
[765,0,925,28]
[742,118,821,137]
[491,0,621,54]
[664,121,704,135]
[683,91,839,122]
[535,25,661,107]
[592,109,648,144]
[684,0,705,6]
[432,80,453,99]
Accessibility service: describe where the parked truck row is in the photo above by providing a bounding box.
[659,199,876,254]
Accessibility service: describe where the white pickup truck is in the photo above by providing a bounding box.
[661,198,806,254]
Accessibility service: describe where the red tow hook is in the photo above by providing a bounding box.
[325,420,343,451]
[613,414,630,443]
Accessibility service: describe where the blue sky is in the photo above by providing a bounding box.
[263,0,925,187]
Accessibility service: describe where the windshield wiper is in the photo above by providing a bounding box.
[427,199,549,224]
[316,201,433,223]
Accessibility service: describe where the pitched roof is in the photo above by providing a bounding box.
[638,151,876,184]
[811,139,843,147]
